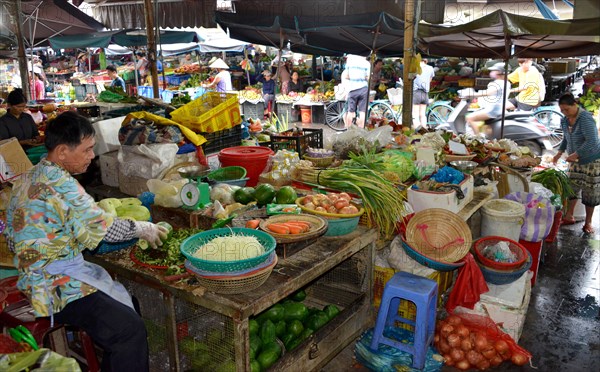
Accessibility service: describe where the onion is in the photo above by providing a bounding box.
[450,348,465,362]
[456,325,470,338]
[447,315,462,326]
[511,352,529,366]
[490,355,503,366]
[443,353,455,366]
[474,333,489,352]
[436,320,447,331]
[315,206,327,212]
[439,339,451,354]
[455,360,471,370]
[326,205,338,214]
[338,192,351,201]
[461,338,473,352]
[301,196,313,205]
[334,199,349,210]
[466,350,483,365]
[304,202,316,210]
[476,359,491,370]
[494,340,509,354]
[501,351,512,361]
[447,333,461,348]
[481,347,497,360]
[347,205,359,214]
[339,206,354,214]
[440,324,454,338]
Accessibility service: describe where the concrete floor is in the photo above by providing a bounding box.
[320,213,600,371]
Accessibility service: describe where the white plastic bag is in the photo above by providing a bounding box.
[118,143,178,179]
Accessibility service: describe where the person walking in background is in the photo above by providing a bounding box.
[342,54,370,128]
[257,70,276,118]
[412,58,435,128]
[552,93,600,234]
[106,65,126,91]
[135,51,149,81]
[506,58,546,111]
[464,63,508,135]
[30,73,45,101]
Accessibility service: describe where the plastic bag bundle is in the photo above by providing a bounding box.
[430,166,465,184]
[355,328,443,372]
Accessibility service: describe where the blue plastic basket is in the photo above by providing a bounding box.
[324,216,360,236]
[401,237,465,272]
[477,250,532,285]
[95,239,139,255]
[184,252,276,277]
[180,228,276,272]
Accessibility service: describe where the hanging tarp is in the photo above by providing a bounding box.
[418,10,600,59]
[49,31,119,50]
[49,30,200,50]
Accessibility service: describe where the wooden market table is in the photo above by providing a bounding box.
[87,226,378,372]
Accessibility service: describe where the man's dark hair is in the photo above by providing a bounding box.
[45,111,95,151]
[558,93,577,106]
[7,89,27,105]
[375,59,383,65]
[106,65,117,73]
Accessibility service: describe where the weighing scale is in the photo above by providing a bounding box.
[178,166,212,210]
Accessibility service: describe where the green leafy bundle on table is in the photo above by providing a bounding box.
[531,168,575,205]
[98,86,138,103]
[133,228,202,275]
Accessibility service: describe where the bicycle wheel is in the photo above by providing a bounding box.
[324,101,347,131]
[368,102,397,125]
[533,109,564,148]
[426,103,454,129]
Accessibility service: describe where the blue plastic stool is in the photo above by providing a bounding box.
[370,271,438,370]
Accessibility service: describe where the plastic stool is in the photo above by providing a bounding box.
[370,271,438,370]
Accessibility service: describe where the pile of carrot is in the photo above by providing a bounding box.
[267,220,312,235]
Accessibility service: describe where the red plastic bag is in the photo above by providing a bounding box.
[446,253,489,313]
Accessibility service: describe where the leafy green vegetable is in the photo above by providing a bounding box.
[133,228,201,274]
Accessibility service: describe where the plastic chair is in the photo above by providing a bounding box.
[370,271,438,370]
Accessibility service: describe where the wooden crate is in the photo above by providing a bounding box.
[150,205,217,230]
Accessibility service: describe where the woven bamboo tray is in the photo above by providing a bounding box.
[259,214,328,244]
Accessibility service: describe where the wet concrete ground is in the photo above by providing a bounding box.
[322,217,600,371]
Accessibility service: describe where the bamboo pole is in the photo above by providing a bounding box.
[143,0,159,98]
[402,0,415,128]
[11,0,30,97]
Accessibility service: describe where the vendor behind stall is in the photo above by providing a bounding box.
[0,89,41,147]
[77,52,89,73]
[4,111,168,372]
[203,58,232,92]
[257,70,276,117]
[106,64,126,91]
[288,71,304,93]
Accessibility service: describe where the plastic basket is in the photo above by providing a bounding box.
[473,236,527,271]
[185,254,277,294]
[200,124,243,155]
[303,155,334,168]
[166,74,191,86]
[295,197,364,218]
[268,128,323,157]
[241,102,264,120]
[207,166,247,182]
[324,216,360,236]
[180,227,276,272]
[477,250,532,285]
[95,239,139,255]
[170,92,242,133]
[401,237,465,272]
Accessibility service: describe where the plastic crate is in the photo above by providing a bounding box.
[166,74,191,86]
[276,102,298,122]
[268,128,323,156]
[170,92,242,133]
[200,124,242,155]
[241,101,264,120]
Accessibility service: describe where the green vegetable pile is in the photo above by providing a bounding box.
[98,86,138,103]
[346,148,415,183]
[249,289,340,370]
[531,168,574,205]
[133,228,202,275]
[170,94,191,107]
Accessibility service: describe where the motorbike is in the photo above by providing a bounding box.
[441,98,553,156]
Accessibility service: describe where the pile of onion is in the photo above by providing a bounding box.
[433,315,529,370]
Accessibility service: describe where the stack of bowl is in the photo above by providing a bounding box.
[473,236,532,285]
[180,228,277,294]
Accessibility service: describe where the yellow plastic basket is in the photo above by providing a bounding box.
[170,92,242,133]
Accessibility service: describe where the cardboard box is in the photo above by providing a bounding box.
[408,174,474,214]
[0,138,33,182]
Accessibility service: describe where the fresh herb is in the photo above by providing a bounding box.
[133,228,202,275]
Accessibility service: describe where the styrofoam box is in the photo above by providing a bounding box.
[454,271,532,342]
[99,151,119,187]
[93,116,125,156]
[408,174,474,213]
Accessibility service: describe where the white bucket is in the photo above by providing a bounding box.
[480,199,526,241]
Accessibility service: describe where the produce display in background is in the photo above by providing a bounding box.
[434,314,531,370]
[248,289,340,370]
[531,168,575,205]
[579,86,600,118]
[174,64,201,74]
[98,197,151,221]
[97,86,138,103]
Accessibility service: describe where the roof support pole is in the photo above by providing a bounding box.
[402,0,416,128]
[10,0,30,97]
[143,0,159,98]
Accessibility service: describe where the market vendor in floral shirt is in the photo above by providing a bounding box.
[4,111,168,371]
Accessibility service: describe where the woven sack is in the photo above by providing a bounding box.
[405,208,472,263]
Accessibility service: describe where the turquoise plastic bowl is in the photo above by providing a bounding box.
[324,216,360,236]
[180,227,276,272]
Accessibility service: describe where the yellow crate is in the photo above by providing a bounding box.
[170,92,242,133]
[373,267,455,330]
[458,78,475,87]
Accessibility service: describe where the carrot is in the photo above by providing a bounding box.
[286,225,304,234]
[288,221,311,228]
[245,219,261,229]
[267,224,290,234]
[286,222,311,232]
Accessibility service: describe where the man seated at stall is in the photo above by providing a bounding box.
[257,70,276,118]
[106,65,126,92]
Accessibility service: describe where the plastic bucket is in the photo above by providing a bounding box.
[480,199,525,242]
[218,146,274,187]
[300,107,311,124]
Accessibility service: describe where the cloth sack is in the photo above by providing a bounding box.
[118,118,183,146]
[504,192,555,242]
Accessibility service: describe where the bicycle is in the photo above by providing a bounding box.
[324,99,398,131]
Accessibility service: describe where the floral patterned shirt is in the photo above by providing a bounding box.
[5,159,113,317]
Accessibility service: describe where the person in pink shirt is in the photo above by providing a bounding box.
[30,72,45,100]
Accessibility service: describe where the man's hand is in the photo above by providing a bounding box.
[565,153,579,163]
[135,222,168,249]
